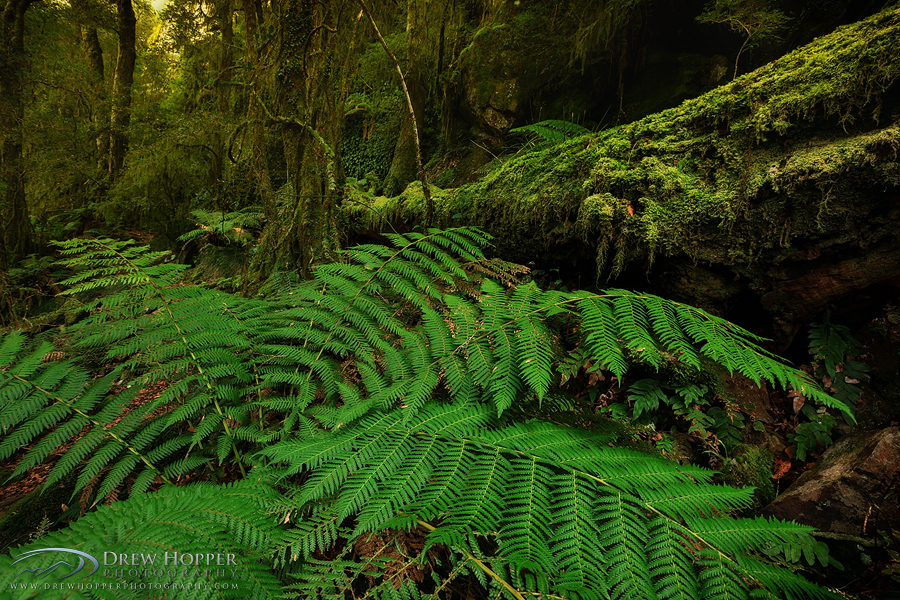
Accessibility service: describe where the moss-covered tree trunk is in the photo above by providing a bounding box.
[210,0,232,204]
[0,0,33,269]
[82,26,108,170]
[108,0,135,178]
[384,0,428,198]
[349,7,900,338]
[71,0,107,170]
[249,0,353,279]
[241,0,274,222]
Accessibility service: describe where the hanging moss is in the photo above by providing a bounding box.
[348,8,900,278]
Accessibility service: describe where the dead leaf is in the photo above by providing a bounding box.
[772,455,791,479]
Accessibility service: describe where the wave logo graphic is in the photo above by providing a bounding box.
[11,548,100,581]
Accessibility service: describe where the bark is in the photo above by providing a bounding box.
[218,0,233,116]
[82,25,108,167]
[0,0,33,269]
[70,0,106,167]
[81,26,103,81]
[108,0,135,178]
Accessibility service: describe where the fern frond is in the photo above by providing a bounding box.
[0,481,283,599]
[262,401,839,600]
[4,227,843,600]
[511,119,591,146]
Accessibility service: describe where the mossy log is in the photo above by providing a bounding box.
[347,8,900,337]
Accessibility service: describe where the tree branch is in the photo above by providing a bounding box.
[252,91,336,192]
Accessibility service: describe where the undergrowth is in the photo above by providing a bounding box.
[0,227,847,599]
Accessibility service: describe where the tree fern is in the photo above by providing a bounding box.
[1,227,845,599]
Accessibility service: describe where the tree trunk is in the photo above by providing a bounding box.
[71,0,107,173]
[108,0,135,178]
[276,0,344,276]
[384,0,428,198]
[0,0,33,269]
[210,0,232,204]
[218,0,232,116]
[240,0,273,218]
[82,25,108,168]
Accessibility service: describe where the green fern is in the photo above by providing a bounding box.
[177,208,264,248]
[479,120,592,174]
[264,402,835,600]
[0,481,282,599]
[785,313,869,460]
[0,227,845,599]
[510,119,591,147]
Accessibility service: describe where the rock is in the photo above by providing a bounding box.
[458,24,535,139]
[759,243,900,336]
[761,427,900,536]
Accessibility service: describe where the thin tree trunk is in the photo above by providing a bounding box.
[211,0,232,204]
[241,0,273,217]
[0,0,33,268]
[359,0,433,223]
[384,0,428,201]
[82,24,107,168]
[108,0,135,178]
[219,0,232,115]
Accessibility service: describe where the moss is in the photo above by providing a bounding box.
[344,181,453,229]
[347,7,900,277]
[723,445,777,511]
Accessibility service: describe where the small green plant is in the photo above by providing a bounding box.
[510,119,591,148]
[697,0,791,78]
[580,375,743,456]
[178,207,264,249]
[478,120,592,176]
[788,312,869,460]
[808,311,869,406]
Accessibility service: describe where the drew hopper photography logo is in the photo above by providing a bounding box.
[12,549,99,581]
[8,547,242,593]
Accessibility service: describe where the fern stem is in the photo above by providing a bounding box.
[360,544,427,600]
[417,520,527,600]
[8,372,173,486]
[425,560,469,600]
